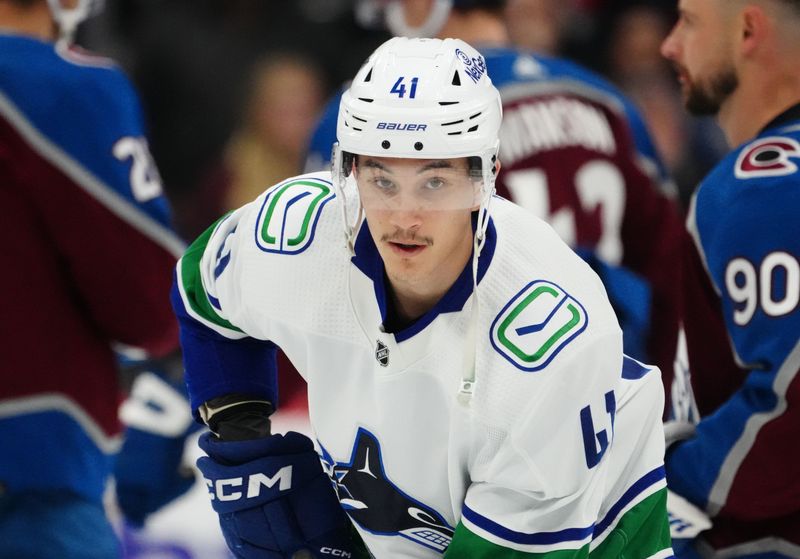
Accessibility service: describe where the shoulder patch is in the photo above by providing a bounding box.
[254,178,335,254]
[491,280,588,371]
[735,136,800,179]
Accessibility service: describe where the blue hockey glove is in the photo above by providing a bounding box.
[115,371,199,526]
[197,431,358,559]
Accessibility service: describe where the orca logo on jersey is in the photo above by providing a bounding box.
[735,136,800,179]
[318,428,454,553]
[491,280,588,371]
[255,178,335,254]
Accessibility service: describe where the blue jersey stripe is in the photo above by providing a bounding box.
[621,355,653,380]
[595,466,665,535]
[461,505,593,545]
[461,466,665,546]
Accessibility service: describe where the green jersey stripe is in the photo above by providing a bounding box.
[590,489,671,557]
[178,216,244,336]
[446,489,671,558]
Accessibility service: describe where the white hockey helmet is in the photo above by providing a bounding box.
[45,0,104,44]
[333,36,502,250]
[336,36,501,160]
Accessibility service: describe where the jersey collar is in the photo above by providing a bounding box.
[760,101,800,135]
[351,213,496,343]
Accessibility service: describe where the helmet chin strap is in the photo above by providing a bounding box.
[385,0,453,38]
[457,145,497,407]
[332,144,364,256]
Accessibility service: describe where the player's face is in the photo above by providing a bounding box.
[355,156,478,295]
[661,0,739,115]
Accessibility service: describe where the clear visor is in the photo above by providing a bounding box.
[354,157,485,211]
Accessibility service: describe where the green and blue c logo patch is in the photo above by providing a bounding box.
[255,178,335,254]
[491,280,588,371]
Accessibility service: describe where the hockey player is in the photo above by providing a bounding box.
[175,36,672,558]
[306,0,687,384]
[0,0,194,556]
[660,0,800,556]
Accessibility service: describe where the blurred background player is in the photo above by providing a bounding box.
[0,0,196,556]
[179,52,327,242]
[306,0,687,391]
[660,0,800,556]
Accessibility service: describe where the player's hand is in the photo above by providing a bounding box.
[114,371,198,526]
[197,431,360,559]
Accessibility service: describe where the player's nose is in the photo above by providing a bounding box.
[387,207,423,231]
[660,26,679,61]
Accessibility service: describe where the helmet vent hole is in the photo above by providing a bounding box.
[358,98,374,103]
[447,132,462,136]
[468,125,479,133]
[364,68,373,82]
[442,119,464,127]
[414,142,423,151]
[452,71,461,86]
[381,140,391,149]
[439,101,459,106]
[469,112,482,120]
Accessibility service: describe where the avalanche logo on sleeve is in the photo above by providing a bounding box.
[255,177,335,254]
[735,136,800,179]
[491,280,588,371]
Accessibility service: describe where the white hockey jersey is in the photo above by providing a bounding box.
[175,172,671,558]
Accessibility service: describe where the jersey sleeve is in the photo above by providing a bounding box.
[1,63,183,358]
[447,333,671,557]
[171,205,279,418]
[665,161,800,522]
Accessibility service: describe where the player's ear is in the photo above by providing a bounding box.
[738,4,768,58]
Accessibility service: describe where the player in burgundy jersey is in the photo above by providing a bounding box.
[0,1,193,556]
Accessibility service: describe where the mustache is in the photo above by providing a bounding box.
[381,229,434,246]
[670,61,688,78]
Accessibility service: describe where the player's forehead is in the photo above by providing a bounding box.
[357,156,470,174]
[678,0,723,18]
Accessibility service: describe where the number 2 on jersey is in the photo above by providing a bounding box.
[113,136,163,203]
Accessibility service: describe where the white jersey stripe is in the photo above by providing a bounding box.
[0,91,185,259]
[0,394,122,453]
[707,338,800,516]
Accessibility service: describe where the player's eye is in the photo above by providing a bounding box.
[372,177,396,192]
[423,177,446,191]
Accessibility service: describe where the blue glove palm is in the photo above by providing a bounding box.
[197,431,360,559]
